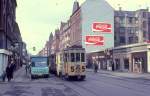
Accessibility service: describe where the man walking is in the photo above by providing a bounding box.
[10,60,15,79]
[6,65,11,82]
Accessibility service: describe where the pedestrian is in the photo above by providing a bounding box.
[112,61,114,71]
[6,65,11,82]
[9,60,15,79]
[2,71,6,82]
[93,61,98,73]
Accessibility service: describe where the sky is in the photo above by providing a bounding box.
[16,0,150,55]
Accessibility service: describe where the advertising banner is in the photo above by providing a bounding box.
[85,36,104,46]
[92,22,112,33]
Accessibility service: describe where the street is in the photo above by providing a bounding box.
[0,66,150,96]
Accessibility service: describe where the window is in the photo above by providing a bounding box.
[143,12,147,18]
[120,36,125,43]
[128,37,133,43]
[81,53,85,62]
[129,17,133,24]
[120,17,125,25]
[127,27,132,33]
[143,31,147,37]
[71,53,75,62]
[143,21,147,28]
[64,53,68,62]
[120,27,125,33]
[76,53,80,62]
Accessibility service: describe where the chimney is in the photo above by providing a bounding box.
[117,4,122,11]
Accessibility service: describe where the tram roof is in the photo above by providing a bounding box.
[64,45,85,51]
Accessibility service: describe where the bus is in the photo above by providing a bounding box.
[30,56,49,79]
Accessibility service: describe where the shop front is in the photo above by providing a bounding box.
[113,43,150,73]
[0,49,11,81]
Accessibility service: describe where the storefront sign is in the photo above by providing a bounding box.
[92,22,112,33]
[85,36,104,46]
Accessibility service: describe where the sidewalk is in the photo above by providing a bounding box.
[0,65,27,83]
[87,68,150,80]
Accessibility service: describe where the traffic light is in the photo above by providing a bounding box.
[33,47,36,51]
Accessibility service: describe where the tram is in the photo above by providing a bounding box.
[55,45,86,80]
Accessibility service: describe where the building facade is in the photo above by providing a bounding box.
[59,21,71,51]
[38,41,49,56]
[0,0,26,79]
[113,8,150,73]
[46,0,150,73]
[114,8,150,46]
[70,1,82,47]
[50,29,60,54]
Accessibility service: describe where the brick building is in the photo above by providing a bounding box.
[0,0,26,79]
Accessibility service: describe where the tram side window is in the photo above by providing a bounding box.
[64,53,68,62]
[81,53,85,62]
[71,53,75,62]
[76,53,80,62]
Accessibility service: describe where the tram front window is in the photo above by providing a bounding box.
[76,53,80,62]
[71,53,75,62]
[81,53,85,62]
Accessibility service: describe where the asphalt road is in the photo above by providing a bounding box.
[0,67,150,96]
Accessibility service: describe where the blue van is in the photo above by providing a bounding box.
[30,56,49,79]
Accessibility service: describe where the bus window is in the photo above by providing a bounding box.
[81,53,85,62]
[71,53,75,62]
[76,53,80,62]
[31,62,35,67]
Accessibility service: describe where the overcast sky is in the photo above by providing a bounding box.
[16,0,150,55]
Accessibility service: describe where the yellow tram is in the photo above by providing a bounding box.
[56,46,86,80]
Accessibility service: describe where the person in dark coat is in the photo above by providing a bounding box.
[93,61,98,73]
[9,61,15,79]
[6,65,11,82]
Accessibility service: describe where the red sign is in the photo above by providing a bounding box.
[85,36,104,46]
[92,22,112,33]
[144,40,150,43]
